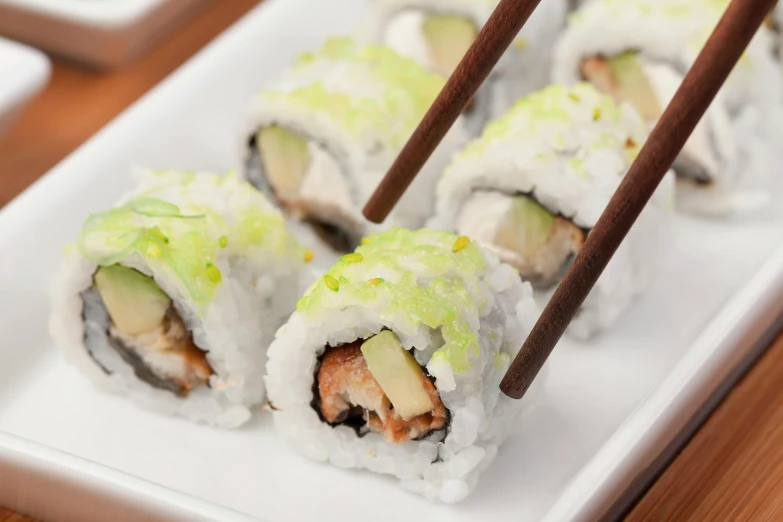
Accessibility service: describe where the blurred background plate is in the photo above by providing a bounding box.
[0,0,212,68]
[0,36,49,137]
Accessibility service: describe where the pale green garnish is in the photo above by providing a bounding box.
[452,235,470,253]
[261,38,445,149]
[324,275,340,292]
[494,352,511,371]
[78,171,306,315]
[341,253,363,264]
[452,83,623,161]
[78,198,219,310]
[298,228,487,372]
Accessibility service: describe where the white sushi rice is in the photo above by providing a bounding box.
[430,84,675,339]
[265,229,542,503]
[553,0,783,215]
[50,170,310,428]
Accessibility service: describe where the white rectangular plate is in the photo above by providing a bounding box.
[2,1,783,521]
[0,0,212,68]
[0,36,49,136]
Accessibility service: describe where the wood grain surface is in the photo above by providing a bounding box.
[1,0,783,521]
[0,1,260,521]
[627,329,783,521]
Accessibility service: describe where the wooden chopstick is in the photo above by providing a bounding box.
[500,0,778,399]
[362,0,543,224]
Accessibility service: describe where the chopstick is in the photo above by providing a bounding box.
[362,0,543,224]
[500,0,777,399]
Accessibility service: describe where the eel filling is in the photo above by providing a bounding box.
[314,331,448,444]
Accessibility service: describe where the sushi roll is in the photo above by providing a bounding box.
[554,0,783,215]
[429,83,674,339]
[363,0,568,133]
[50,170,311,428]
[265,228,541,503]
[241,37,468,255]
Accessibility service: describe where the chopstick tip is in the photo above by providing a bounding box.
[362,201,387,224]
[499,374,525,400]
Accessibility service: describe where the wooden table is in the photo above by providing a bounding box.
[2,2,783,521]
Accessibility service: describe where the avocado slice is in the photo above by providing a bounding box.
[94,265,172,336]
[257,126,311,202]
[422,15,478,78]
[360,331,434,421]
[581,53,662,121]
[608,52,662,120]
[493,195,556,259]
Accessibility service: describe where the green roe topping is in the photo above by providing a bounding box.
[297,227,488,373]
[77,171,305,315]
[453,83,624,161]
[262,38,445,149]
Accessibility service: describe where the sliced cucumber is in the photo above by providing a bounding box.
[493,195,556,259]
[422,15,478,78]
[94,265,171,336]
[609,52,662,120]
[257,126,311,201]
[361,331,434,421]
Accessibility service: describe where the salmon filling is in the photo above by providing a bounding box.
[315,341,448,444]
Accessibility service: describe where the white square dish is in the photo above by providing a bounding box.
[0,35,50,136]
[0,0,212,68]
[2,1,783,521]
